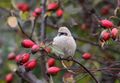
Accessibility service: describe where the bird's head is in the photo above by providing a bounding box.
[58,27,72,36]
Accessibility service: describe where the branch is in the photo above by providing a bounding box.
[49,55,99,83]
[17,20,35,42]
[15,66,39,83]
[39,0,49,82]
[30,19,36,39]
[118,0,120,7]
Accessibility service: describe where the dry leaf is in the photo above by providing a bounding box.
[7,16,18,28]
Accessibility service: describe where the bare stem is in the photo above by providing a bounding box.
[30,19,36,39]
[49,55,99,83]
[40,0,49,82]
[118,0,120,7]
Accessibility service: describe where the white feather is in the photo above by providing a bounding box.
[52,27,76,58]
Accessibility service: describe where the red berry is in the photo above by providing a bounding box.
[102,32,110,41]
[101,6,110,15]
[111,28,118,39]
[82,53,92,60]
[21,53,30,63]
[44,47,51,53]
[24,59,37,70]
[32,12,38,17]
[47,58,55,67]
[47,3,58,10]
[34,8,42,14]
[5,73,13,83]
[17,3,29,12]
[8,52,16,60]
[56,9,64,17]
[100,19,113,28]
[21,39,35,48]
[31,44,39,54]
[47,67,61,75]
[15,54,22,63]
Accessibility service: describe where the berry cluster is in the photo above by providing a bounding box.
[100,19,118,42]
[47,58,61,75]
[32,2,64,18]
[6,39,53,82]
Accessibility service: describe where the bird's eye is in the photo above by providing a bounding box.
[59,32,67,36]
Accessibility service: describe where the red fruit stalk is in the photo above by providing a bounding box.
[47,67,61,75]
[56,9,64,17]
[5,73,13,83]
[8,52,16,60]
[82,53,92,60]
[21,39,35,48]
[100,19,113,28]
[47,3,58,10]
[47,58,55,67]
[24,59,37,70]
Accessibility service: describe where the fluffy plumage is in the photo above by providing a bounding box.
[52,26,76,58]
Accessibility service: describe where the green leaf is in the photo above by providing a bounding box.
[50,46,64,55]
[109,16,120,25]
[115,79,120,83]
[0,80,5,83]
[20,11,29,21]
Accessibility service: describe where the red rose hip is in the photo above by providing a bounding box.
[21,39,35,48]
[111,28,118,39]
[24,59,37,70]
[8,52,16,60]
[47,3,58,10]
[100,19,113,28]
[21,53,30,63]
[47,66,61,75]
[5,73,13,83]
[31,44,39,54]
[56,9,64,17]
[47,58,55,67]
[82,53,92,60]
[17,3,29,12]
[102,32,110,41]
[34,8,42,14]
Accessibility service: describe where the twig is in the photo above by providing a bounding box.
[118,0,120,7]
[30,19,36,39]
[17,20,35,42]
[49,55,99,83]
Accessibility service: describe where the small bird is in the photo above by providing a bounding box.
[52,26,76,68]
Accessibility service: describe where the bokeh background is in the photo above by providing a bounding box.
[0,0,120,83]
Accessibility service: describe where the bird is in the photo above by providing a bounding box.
[52,26,76,69]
